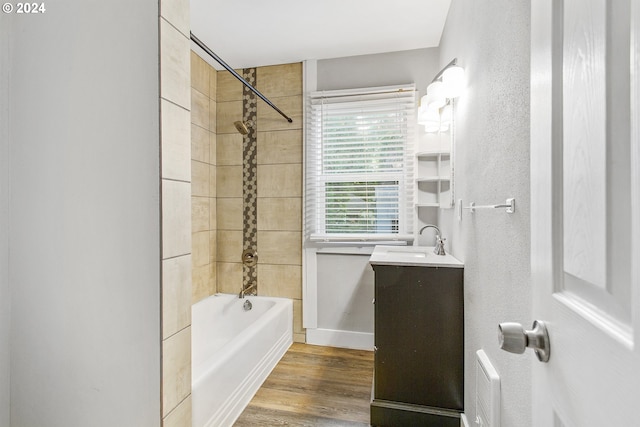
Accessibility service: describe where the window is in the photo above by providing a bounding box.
[305,85,416,242]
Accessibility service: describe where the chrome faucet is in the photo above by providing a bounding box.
[419,224,446,256]
[239,282,257,299]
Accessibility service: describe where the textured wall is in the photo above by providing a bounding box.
[438,0,532,425]
[8,0,161,425]
[317,48,440,98]
[311,49,441,347]
[0,10,9,426]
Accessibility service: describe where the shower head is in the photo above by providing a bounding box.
[234,121,250,135]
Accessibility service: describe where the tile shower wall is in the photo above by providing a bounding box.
[190,51,218,304]
[161,0,192,425]
[217,63,305,342]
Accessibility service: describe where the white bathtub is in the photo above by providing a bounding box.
[191,293,293,427]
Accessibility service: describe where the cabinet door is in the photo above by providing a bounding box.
[373,265,464,410]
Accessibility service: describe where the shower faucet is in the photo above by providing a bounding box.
[239,282,257,299]
[419,224,446,256]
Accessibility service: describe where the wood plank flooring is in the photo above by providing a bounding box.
[234,343,374,426]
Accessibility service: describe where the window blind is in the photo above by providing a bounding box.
[305,84,416,242]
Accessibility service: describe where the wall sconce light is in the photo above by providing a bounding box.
[418,58,465,132]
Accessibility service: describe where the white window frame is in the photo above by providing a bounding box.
[305,84,416,243]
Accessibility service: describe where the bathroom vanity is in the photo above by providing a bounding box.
[369,246,464,427]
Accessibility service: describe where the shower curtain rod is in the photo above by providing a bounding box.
[190,32,293,123]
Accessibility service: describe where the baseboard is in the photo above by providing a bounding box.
[306,328,374,350]
[370,399,460,427]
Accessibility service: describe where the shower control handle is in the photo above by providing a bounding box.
[498,320,550,363]
[242,249,258,267]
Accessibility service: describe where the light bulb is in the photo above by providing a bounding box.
[424,121,441,133]
[426,81,446,109]
[443,66,465,98]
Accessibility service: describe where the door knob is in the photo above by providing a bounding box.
[498,320,550,363]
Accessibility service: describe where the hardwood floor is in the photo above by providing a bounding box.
[234,343,374,426]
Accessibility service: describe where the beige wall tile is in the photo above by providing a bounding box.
[258,264,302,299]
[217,133,243,166]
[217,230,243,263]
[216,101,243,134]
[209,65,218,102]
[217,198,243,230]
[217,165,243,198]
[161,0,189,39]
[160,19,190,109]
[217,70,243,102]
[209,132,217,165]
[257,198,301,231]
[190,88,209,129]
[163,180,192,258]
[217,262,242,294]
[256,63,302,98]
[191,124,209,163]
[209,198,216,231]
[161,100,191,182]
[191,231,209,267]
[191,196,209,233]
[163,395,192,427]
[293,333,306,343]
[257,95,302,132]
[257,164,302,198]
[257,231,301,265]
[210,262,218,295]
[209,165,216,197]
[190,51,209,97]
[209,99,217,133]
[191,263,212,304]
[293,299,304,333]
[191,160,209,197]
[162,327,191,417]
[209,231,217,264]
[162,255,192,340]
[257,130,302,165]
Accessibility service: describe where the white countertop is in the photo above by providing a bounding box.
[369,245,464,268]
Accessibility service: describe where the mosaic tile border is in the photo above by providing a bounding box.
[242,68,258,294]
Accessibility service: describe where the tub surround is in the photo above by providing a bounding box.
[190,51,218,304]
[241,68,259,293]
[216,62,305,342]
[161,0,193,424]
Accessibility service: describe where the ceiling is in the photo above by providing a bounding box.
[190,0,452,69]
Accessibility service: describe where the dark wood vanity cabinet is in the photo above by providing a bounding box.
[370,264,464,427]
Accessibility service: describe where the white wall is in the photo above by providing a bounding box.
[317,252,374,332]
[438,0,532,425]
[0,10,11,427]
[317,47,440,96]
[8,1,161,426]
[306,49,441,349]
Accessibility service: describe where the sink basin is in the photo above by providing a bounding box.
[369,245,463,268]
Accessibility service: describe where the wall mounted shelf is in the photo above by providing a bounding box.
[416,176,450,183]
[416,151,451,158]
[415,149,452,211]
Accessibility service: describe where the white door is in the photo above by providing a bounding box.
[529,0,640,426]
